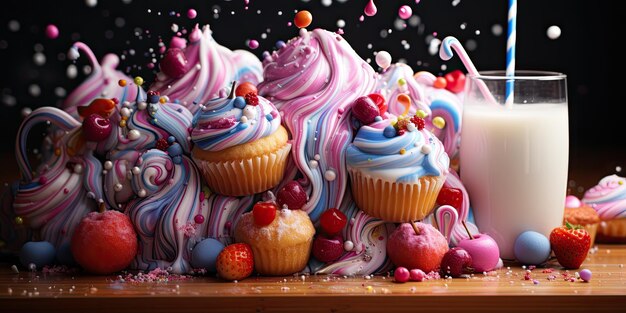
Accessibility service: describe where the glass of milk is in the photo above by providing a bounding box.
[460,71,568,260]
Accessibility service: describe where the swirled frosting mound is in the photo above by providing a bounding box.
[583,175,626,220]
[258,28,377,221]
[151,25,263,113]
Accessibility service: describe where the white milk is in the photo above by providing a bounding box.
[460,102,568,260]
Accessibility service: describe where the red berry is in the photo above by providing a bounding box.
[235,82,258,97]
[252,202,277,226]
[216,243,254,281]
[319,208,347,236]
[351,96,380,125]
[549,222,591,269]
[410,116,426,130]
[444,70,466,94]
[82,114,112,142]
[155,138,169,151]
[160,48,188,79]
[244,92,259,105]
[436,187,463,210]
[276,181,308,210]
[71,210,138,274]
[367,93,387,116]
[312,234,344,263]
[396,129,406,136]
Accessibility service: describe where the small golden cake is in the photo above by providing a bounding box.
[564,204,600,246]
[235,207,315,276]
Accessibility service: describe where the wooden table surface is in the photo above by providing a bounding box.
[0,245,624,313]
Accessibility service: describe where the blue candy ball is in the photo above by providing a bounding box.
[190,238,225,272]
[383,125,396,138]
[56,240,76,266]
[233,97,246,109]
[20,241,56,269]
[167,142,183,157]
[148,94,160,104]
[514,231,551,265]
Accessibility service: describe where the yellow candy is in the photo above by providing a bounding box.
[14,216,23,225]
[366,286,374,292]
[159,97,167,104]
[415,110,427,118]
[134,76,144,86]
[118,79,127,87]
[399,148,406,155]
[54,148,61,156]
[120,120,127,128]
[397,78,407,86]
[433,116,446,129]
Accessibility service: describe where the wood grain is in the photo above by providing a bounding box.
[0,245,625,313]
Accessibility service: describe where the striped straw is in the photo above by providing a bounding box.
[505,0,517,107]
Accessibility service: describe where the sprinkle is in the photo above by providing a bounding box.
[399,148,406,155]
[415,110,427,118]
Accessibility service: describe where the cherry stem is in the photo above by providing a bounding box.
[461,220,474,240]
[98,202,106,213]
[228,81,237,99]
[411,221,420,235]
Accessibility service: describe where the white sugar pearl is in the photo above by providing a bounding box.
[137,101,147,110]
[375,51,392,70]
[547,25,561,40]
[324,170,336,181]
[73,164,83,174]
[121,107,131,118]
[114,183,123,192]
[132,167,141,175]
[104,161,113,170]
[138,189,147,197]
[128,130,141,140]
[421,144,432,154]
[243,105,257,120]
[344,240,354,251]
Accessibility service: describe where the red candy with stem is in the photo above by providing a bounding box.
[252,202,277,226]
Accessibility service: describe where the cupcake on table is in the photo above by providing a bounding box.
[583,175,626,243]
[564,195,600,246]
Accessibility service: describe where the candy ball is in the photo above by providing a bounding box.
[375,51,392,70]
[398,5,412,20]
[45,24,59,39]
[20,241,56,269]
[187,9,197,19]
[383,125,396,138]
[294,10,313,28]
[191,238,225,272]
[579,269,592,282]
[514,231,551,265]
[394,266,410,283]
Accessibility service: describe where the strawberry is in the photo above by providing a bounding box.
[252,202,277,226]
[549,222,591,269]
[216,243,254,281]
[436,187,463,209]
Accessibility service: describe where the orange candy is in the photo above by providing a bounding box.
[294,10,312,28]
[235,82,258,97]
[433,77,447,89]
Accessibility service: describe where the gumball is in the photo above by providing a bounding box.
[514,231,551,265]
[191,238,225,272]
[20,241,56,269]
[294,10,313,28]
[235,82,258,97]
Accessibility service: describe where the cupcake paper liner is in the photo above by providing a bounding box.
[196,143,291,196]
[597,219,626,243]
[251,240,312,276]
[349,169,445,222]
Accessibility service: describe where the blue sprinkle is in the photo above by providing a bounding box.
[233,97,246,109]
[238,123,249,130]
[177,108,183,113]
[262,51,270,59]
[167,143,183,157]
[276,40,286,49]
[167,136,176,144]
[265,113,274,121]
[383,126,396,138]
[374,116,383,122]
[174,99,180,104]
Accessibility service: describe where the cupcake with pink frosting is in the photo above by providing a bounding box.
[151,24,263,113]
[583,175,626,243]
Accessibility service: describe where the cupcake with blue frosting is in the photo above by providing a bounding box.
[347,112,450,222]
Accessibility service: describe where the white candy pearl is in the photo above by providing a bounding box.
[137,101,147,110]
[421,144,432,154]
[128,130,141,141]
[104,161,113,170]
[138,189,147,197]
[120,107,131,118]
[114,183,123,192]
[73,164,83,174]
[243,105,257,120]
[132,166,141,175]
[344,240,354,251]
[324,170,336,181]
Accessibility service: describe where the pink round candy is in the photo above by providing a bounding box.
[394,266,410,283]
[565,195,582,208]
[579,269,592,282]
[248,40,259,50]
[409,268,426,282]
[187,9,197,19]
[398,5,412,20]
[194,214,205,224]
[45,24,59,39]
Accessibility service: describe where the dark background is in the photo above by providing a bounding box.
[0,0,622,192]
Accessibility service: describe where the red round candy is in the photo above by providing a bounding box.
[160,48,188,79]
[82,114,112,142]
[352,96,380,125]
[394,266,411,283]
[436,187,463,210]
[312,234,344,263]
[71,210,138,274]
[444,70,466,94]
[276,181,308,210]
[235,82,258,97]
[252,202,277,226]
[319,208,347,236]
[294,10,313,28]
[367,93,387,116]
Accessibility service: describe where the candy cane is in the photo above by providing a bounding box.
[435,205,458,245]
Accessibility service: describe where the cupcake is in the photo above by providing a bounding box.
[191,84,291,196]
[582,175,626,243]
[235,202,315,275]
[346,115,450,222]
[563,195,600,246]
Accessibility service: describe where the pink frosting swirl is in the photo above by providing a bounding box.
[258,28,377,221]
[583,175,626,220]
[151,25,263,113]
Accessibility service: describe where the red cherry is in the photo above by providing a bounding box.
[444,70,466,94]
[82,114,112,142]
[436,187,463,210]
[367,93,387,116]
[235,82,258,97]
[312,234,344,263]
[319,208,347,236]
[252,202,277,226]
[160,48,188,79]
[276,181,308,210]
[351,96,380,125]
